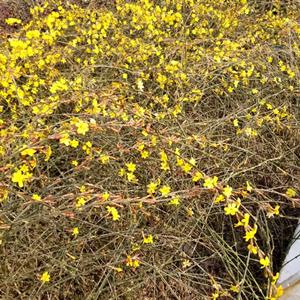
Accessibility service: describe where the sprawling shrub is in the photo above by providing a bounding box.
[0,0,299,299]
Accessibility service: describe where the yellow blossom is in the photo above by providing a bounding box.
[114,266,123,272]
[224,202,239,216]
[214,194,225,204]
[233,119,239,127]
[141,150,149,159]
[189,158,196,166]
[267,205,280,218]
[169,197,180,206]
[75,120,89,135]
[147,181,158,194]
[182,163,192,173]
[192,171,203,182]
[244,224,258,241]
[106,206,120,221]
[99,154,110,164]
[5,18,22,25]
[143,234,153,244]
[230,285,239,293]
[246,181,253,192]
[272,272,280,284]
[70,139,79,148]
[21,148,36,156]
[275,285,284,298]
[126,162,136,172]
[102,192,110,201]
[76,197,86,209]
[72,227,79,237]
[260,256,270,268]
[119,168,125,177]
[247,244,258,254]
[235,213,250,228]
[40,271,50,283]
[285,188,296,198]
[186,207,194,217]
[182,259,192,268]
[127,172,138,183]
[44,146,52,162]
[126,255,139,268]
[32,194,41,201]
[223,185,233,198]
[72,160,78,166]
[11,168,32,188]
[203,176,218,189]
[160,185,171,196]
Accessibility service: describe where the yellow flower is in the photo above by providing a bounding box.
[147,181,158,194]
[141,150,149,159]
[182,163,192,173]
[212,292,219,300]
[72,160,78,166]
[161,161,170,171]
[59,133,71,146]
[11,168,32,188]
[26,30,40,39]
[44,146,52,162]
[126,162,136,172]
[127,172,138,183]
[106,206,120,221]
[160,185,171,196]
[230,285,239,293]
[169,197,180,206]
[260,256,270,268]
[214,194,225,204]
[72,227,79,237]
[272,272,280,284]
[189,158,196,166]
[285,188,296,198]
[119,168,125,177]
[102,192,110,201]
[75,120,89,135]
[182,259,192,268]
[70,139,79,148]
[126,255,140,269]
[21,148,36,156]
[76,197,86,209]
[244,224,258,242]
[160,150,168,162]
[114,266,123,272]
[186,207,194,217]
[223,185,233,198]
[5,18,22,25]
[99,154,110,164]
[272,285,283,299]
[203,176,218,189]
[32,194,41,201]
[235,213,250,228]
[224,202,239,215]
[247,244,258,254]
[233,119,239,127]
[143,234,153,244]
[267,205,280,218]
[126,255,139,268]
[246,181,253,192]
[40,271,50,283]
[192,171,203,182]
[176,157,184,167]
